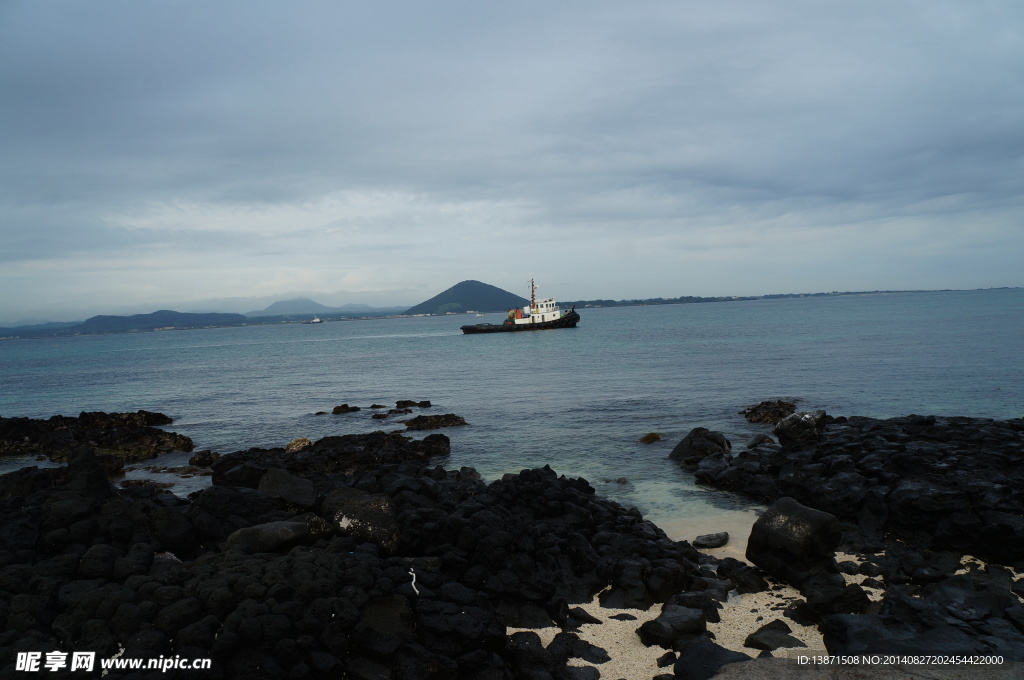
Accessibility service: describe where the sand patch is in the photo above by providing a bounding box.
[658,508,762,561]
[507,597,666,679]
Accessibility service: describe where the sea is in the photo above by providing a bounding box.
[2,288,1022,546]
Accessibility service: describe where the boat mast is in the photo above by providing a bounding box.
[529,279,536,312]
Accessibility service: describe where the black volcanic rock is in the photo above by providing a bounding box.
[400,414,468,430]
[669,428,731,468]
[772,410,827,445]
[0,423,721,680]
[210,431,452,485]
[0,410,193,461]
[18,408,1024,677]
[739,400,796,424]
[673,639,752,680]
[403,280,529,315]
[744,619,806,651]
[694,413,1024,564]
[693,532,729,549]
[746,497,841,589]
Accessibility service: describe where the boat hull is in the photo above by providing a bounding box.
[461,310,580,334]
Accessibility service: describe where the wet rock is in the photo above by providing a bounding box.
[641,433,662,444]
[397,400,432,408]
[773,410,827,446]
[740,400,797,424]
[669,428,731,468]
[400,414,468,430]
[420,433,452,456]
[693,532,728,549]
[188,449,219,466]
[745,433,776,449]
[332,404,361,414]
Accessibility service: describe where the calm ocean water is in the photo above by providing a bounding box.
[2,289,1022,541]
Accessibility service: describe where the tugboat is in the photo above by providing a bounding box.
[460,280,580,334]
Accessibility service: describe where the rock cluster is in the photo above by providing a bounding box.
[690,413,1024,564]
[0,411,193,462]
[679,411,1024,663]
[0,427,764,679]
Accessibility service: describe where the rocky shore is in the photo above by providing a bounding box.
[0,408,1022,679]
[680,404,1024,666]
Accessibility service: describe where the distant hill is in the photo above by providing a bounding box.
[246,298,335,316]
[0,311,248,338]
[76,310,248,334]
[404,280,529,315]
[245,298,408,317]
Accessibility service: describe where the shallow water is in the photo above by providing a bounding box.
[2,288,1021,535]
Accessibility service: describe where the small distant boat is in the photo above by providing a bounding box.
[461,280,580,334]
[302,317,323,324]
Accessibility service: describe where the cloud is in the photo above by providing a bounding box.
[1,0,1022,322]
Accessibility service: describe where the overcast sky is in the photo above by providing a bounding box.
[2,1,1022,323]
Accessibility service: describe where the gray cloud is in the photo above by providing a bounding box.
[1,0,1022,323]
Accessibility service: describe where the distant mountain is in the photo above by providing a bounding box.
[246,298,335,316]
[245,298,408,317]
[404,280,529,315]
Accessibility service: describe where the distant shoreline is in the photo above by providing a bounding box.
[1,287,1019,341]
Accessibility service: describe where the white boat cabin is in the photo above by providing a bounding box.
[515,297,563,324]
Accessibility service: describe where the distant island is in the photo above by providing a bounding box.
[1,285,1017,340]
[403,280,529,316]
[563,288,962,308]
[244,298,407,317]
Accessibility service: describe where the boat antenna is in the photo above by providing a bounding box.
[529,279,536,311]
